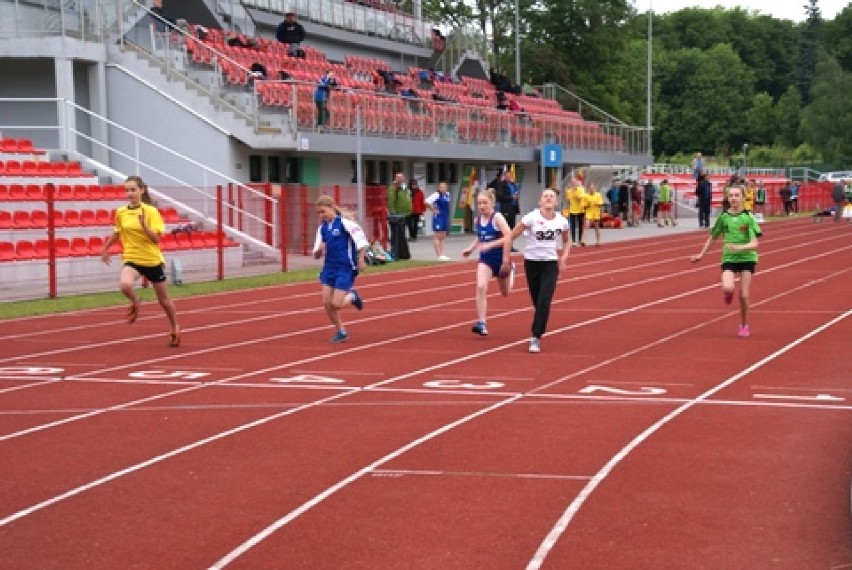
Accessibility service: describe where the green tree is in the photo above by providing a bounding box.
[774,86,802,148]
[745,92,776,146]
[800,57,852,163]
[822,4,852,71]
[794,0,823,103]
[523,0,633,103]
[656,44,754,156]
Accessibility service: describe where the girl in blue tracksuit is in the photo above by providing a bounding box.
[462,188,514,336]
[312,195,368,343]
[425,181,452,261]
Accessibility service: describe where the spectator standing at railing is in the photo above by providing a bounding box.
[314,70,337,131]
[276,12,306,57]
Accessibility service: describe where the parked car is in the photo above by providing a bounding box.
[817,171,852,182]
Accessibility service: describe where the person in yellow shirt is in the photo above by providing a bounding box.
[583,183,604,246]
[743,179,756,213]
[564,178,587,246]
[101,176,181,347]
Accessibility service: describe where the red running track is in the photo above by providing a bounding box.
[0,217,850,569]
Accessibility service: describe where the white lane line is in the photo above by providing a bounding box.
[370,468,593,481]
[525,308,852,570]
[209,394,523,569]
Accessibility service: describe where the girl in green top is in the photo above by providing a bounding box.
[690,186,761,338]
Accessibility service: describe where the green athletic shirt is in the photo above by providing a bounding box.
[711,210,761,264]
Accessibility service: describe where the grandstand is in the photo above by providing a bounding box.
[0,0,651,299]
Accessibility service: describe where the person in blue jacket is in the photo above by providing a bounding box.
[314,70,337,130]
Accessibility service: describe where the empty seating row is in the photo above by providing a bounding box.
[0,160,87,177]
[0,138,46,155]
[0,237,119,260]
[0,231,239,261]
[0,207,182,229]
[0,183,126,201]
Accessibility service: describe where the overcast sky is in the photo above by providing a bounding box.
[637,0,849,22]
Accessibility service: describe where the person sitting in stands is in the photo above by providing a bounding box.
[225,32,256,48]
[522,76,541,97]
[249,62,268,82]
[276,11,306,57]
[496,92,509,111]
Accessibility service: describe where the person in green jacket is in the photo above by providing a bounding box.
[386,172,412,259]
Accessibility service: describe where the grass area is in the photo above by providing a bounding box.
[0,259,434,321]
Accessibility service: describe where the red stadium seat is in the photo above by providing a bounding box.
[30,210,48,228]
[0,211,11,229]
[159,233,178,251]
[53,238,72,257]
[21,161,38,176]
[12,210,31,229]
[95,209,113,225]
[73,185,89,200]
[79,209,97,226]
[33,239,50,259]
[52,210,66,228]
[64,209,81,226]
[173,232,192,249]
[87,184,104,200]
[0,138,16,152]
[70,237,89,257]
[160,207,181,223]
[0,184,8,200]
[0,241,14,261]
[105,184,125,199]
[56,184,75,200]
[86,236,104,256]
[4,160,22,175]
[25,184,44,200]
[8,184,26,200]
[15,240,35,260]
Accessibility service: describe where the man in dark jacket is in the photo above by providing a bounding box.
[695,174,712,228]
[276,12,305,57]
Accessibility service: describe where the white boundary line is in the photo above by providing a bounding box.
[524,308,852,570]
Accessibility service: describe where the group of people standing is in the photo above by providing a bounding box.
[386,172,452,261]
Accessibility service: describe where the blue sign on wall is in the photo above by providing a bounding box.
[542,144,563,167]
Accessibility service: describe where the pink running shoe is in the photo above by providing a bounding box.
[737,325,750,338]
[723,290,734,305]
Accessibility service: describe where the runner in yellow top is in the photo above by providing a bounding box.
[101,176,181,347]
[564,178,587,246]
[583,183,604,246]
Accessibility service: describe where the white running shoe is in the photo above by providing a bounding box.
[528,337,541,353]
[438,255,451,261]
